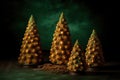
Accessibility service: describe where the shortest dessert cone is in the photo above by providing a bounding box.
[67,40,86,73]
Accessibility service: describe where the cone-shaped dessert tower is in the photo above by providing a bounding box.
[67,40,85,72]
[18,15,43,66]
[49,12,72,65]
[85,29,104,68]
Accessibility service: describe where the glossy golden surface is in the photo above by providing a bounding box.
[49,12,71,65]
[67,40,85,72]
[85,29,104,68]
[18,15,43,66]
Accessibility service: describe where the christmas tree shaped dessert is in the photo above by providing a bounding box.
[67,40,85,72]
[18,15,43,66]
[85,29,104,68]
[49,12,72,65]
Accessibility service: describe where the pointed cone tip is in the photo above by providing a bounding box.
[75,40,79,45]
[61,12,64,16]
[92,29,96,34]
[59,12,64,21]
[28,14,35,23]
[30,14,33,17]
[93,29,95,32]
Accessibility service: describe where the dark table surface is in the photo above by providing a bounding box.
[0,60,120,80]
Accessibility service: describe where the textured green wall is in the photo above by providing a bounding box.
[11,0,103,50]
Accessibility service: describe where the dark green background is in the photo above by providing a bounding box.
[1,0,119,62]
